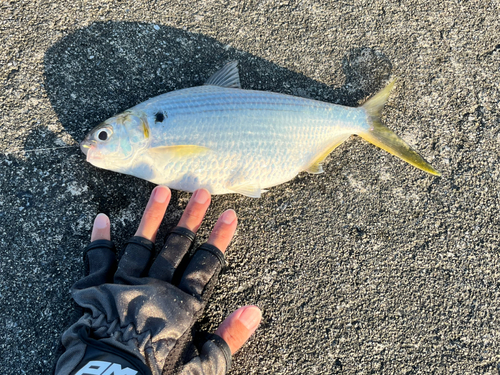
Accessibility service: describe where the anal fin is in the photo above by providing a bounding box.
[305,134,350,174]
[227,182,266,198]
[306,163,324,174]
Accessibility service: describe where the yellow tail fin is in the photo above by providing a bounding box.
[359,80,441,176]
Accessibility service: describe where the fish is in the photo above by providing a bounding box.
[80,61,440,198]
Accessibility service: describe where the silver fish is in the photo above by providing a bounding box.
[80,61,440,197]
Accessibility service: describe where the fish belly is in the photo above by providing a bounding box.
[132,86,367,194]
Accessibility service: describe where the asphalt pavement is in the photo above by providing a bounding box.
[1,1,500,374]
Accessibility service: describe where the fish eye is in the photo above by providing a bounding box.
[96,128,112,141]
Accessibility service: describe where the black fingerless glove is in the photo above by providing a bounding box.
[54,227,231,375]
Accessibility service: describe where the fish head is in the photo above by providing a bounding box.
[80,111,150,171]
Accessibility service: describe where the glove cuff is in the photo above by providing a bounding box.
[69,327,152,375]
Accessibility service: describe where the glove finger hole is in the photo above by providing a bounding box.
[114,236,155,283]
[148,226,196,282]
[178,243,225,300]
[75,240,117,288]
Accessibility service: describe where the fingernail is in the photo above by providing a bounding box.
[238,306,262,331]
[193,189,209,204]
[221,209,237,225]
[94,213,109,229]
[154,186,170,203]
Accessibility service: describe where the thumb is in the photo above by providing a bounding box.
[214,305,262,354]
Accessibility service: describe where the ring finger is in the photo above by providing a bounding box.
[177,188,212,232]
[134,186,171,242]
[148,188,212,281]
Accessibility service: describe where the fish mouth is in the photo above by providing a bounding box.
[79,140,91,156]
[80,140,103,162]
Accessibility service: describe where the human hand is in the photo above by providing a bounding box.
[55,186,261,375]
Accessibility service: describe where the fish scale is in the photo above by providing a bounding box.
[135,86,354,189]
[139,86,357,154]
[80,61,440,197]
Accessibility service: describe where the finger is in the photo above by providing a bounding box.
[76,214,116,287]
[182,334,232,374]
[214,305,262,354]
[178,209,237,300]
[207,209,238,253]
[114,187,170,282]
[91,213,110,241]
[177,188,211,232]
[134,186,171,242]
[149,189,211,282]
[79,240,117,286]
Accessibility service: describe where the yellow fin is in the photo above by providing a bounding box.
[363,80,397,118]
[305,135,350,174]
[227,183,266,198]
[149,145,211,157]
[360,80,441,176]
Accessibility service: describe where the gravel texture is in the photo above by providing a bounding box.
[1,1,499,374]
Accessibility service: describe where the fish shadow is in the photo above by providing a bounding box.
[43,22,392,142]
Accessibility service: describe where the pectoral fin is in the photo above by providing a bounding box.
[305,134,351,174]
[149,145,211,157]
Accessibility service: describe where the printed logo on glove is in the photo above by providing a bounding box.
[75,360,138,375]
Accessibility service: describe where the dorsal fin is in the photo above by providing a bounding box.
[204,61,241,88]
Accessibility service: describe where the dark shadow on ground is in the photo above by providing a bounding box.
[43,22,392,141]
